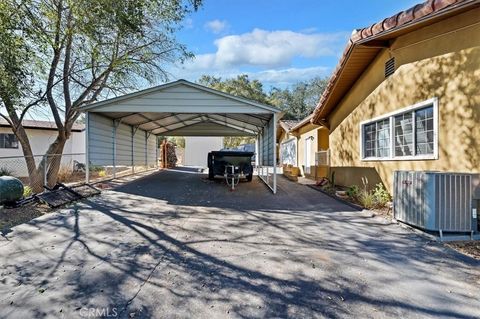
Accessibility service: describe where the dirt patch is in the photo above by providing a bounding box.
[0,203,50,234]
[446,241,480,260]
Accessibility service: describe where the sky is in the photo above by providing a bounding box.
[169,0,421,89]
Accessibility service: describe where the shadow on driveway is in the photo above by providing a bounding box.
[0,169,479,318]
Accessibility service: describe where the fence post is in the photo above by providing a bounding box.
[43,154,48,188]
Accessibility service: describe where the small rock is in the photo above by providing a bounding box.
[38,288,45,294]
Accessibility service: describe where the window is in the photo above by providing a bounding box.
[361,98,437,160]
[364,119,390,158]
[0,133,19,149]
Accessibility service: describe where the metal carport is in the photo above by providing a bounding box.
[80,79,279,193]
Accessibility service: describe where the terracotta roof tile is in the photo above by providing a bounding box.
[312,0,473,123]
[279,120,300,131]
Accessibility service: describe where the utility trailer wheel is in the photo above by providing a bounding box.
[246,173,253,182]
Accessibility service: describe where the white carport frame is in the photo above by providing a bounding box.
[80,79,280,193]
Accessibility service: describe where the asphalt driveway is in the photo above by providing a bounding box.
[1,168,479,318]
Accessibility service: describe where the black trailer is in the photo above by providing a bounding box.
[207,151,254,182]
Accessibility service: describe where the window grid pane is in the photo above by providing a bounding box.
[364,123,376,157]
[363,119,390,158]
[394,113,413,156]
[376,119,390,157]
[415,106,434,155]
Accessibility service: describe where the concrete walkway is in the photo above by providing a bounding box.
[0,169,479,318]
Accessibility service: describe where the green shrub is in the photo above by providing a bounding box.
[346,185,360,199]
[372,183,391,207]
[359,190,376,209]
[0,167,13,177]
[23,185,33,198]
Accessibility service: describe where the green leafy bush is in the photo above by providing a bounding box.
[346,185,360,199]
[372,183,391,206]
[23,185,33,198]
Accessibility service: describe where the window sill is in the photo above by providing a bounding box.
[361,155,438,162]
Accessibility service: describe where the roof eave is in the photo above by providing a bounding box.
[312,0,480,124]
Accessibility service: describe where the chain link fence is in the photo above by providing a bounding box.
[0,153,87,193]
[0,152,159,195]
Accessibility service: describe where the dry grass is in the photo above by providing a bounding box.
[446,241,480,260]
[56,165,73,183]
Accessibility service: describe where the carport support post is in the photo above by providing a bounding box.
[131,126,135,174]
[273,113,277,194]
[85,112,90,183]
[113,120,117,179]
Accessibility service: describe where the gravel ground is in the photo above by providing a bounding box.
[0,169,479,319]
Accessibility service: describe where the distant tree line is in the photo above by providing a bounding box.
[197,74,328,148]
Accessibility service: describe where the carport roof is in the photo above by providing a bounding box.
[80,79,279,136]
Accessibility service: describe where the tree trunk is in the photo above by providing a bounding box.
[18,131,67,193]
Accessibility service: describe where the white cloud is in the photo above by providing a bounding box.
[187,28,346,69]
[169,28,346,87]
[204,19,229,34]
[171,65,331,88]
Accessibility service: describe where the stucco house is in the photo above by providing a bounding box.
[277,120,299,166]
[277,116,329,180]
[311,0,480,193]
[289,115,329,180]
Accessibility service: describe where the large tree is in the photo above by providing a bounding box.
[269,76,328,120]
[197,74,271,148]
[0,0,201,191]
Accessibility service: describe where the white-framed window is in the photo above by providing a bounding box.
[0,133,19,149]
[360,98,438,161]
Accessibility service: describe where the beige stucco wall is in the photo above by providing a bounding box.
[295,124,329,179]
[328,8,480,193]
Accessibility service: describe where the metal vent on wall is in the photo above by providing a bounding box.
[385,57,395,77]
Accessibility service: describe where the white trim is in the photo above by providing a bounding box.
[359,98,439,162]
[85,112,90,183]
